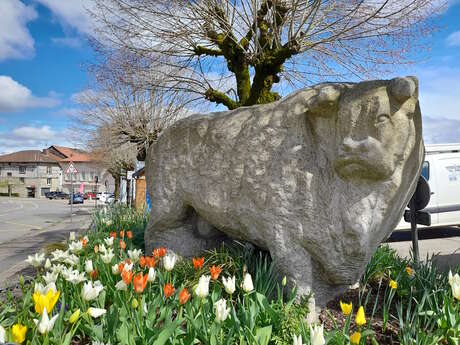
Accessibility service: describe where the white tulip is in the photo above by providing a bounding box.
[85,260,94,273]
[147,267,156,282]
[222,276,236,295]
[214,298,231,323]
[43,271,59,285]
[69,232,76,241]
[25,252,45,267]
[242,273,254,293]
[112,264,120,275]
[309,324,325,345]
[0,324,5,343]
[98,244,108,254]
[115,280,128,291]
[62,268,86,284]
[51,263,66,274]
[34,307,59,334]
[44,258,52,270]
[293,335,305,345]
[69,241,83,254]
[448,270,460,300]
[88,307,107,318]
[35,282,57,295]
[101,249,115,264]
[104,237,114,247]
[82,281,104,301]
[50,249,68,262]
[163,254,176,271]
[195,275,211,298]
[63,253,79,266]
[128,249,143,262]
[122,262,133,272]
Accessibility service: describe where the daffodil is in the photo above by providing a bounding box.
[389,279,398,289]
[309,324,325,345]
[340,301,352,315]
[214,298,231,323]
[33,288,60,315]
[242,273,254,293]
[350,331,361,345]
[222,276,236,295]
[12,324,27,344]
[34,307,59,334]
[355,306,366,327]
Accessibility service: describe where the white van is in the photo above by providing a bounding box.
[395,143,460,230]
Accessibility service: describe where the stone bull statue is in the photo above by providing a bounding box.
[145,77,424,305]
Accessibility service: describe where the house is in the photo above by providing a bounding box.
[0,150,62,197]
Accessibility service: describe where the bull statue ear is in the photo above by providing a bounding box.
[389,76,418,102]
[306,84,342,117]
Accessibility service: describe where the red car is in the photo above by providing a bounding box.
[84,192,97,199]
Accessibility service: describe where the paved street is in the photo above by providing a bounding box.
[0,197,95,283]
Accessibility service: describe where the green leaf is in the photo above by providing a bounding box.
[254,325,272,345]
[117,322,130,345]
[152,321,179,345]
[61,331,73,345]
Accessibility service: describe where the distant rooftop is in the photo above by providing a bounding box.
[0,150,58,163]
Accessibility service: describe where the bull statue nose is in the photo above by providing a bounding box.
[340,137,369,155]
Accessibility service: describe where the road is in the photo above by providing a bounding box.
[0,197,95,283]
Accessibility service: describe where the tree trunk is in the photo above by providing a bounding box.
[114,175,120,201]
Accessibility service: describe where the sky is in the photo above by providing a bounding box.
[0,0,459,154]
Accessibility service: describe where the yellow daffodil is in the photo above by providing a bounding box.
[340,301,352,315]
[355,306,366,327]
[12,324,27,344]
[33,289,60,315]
[350,331,361,345]
[389,279,398,290]
[69,309,81,324]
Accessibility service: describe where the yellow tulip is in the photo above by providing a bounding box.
[350,331,361,345]
[33,289,60,315]
[355,306,366,327]
[12,324,27,344]
[389,279,398,290]
[340,301,352,315]
[69,309,81,324]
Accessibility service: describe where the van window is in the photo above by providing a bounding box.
[421,161,429,181]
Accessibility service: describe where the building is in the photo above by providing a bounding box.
[0,150,62,198]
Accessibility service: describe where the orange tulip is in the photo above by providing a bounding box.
[120,240,126,250]
[210,265,222,281]
[120,230,125,238]
[139,256,147,268]
[90,269,99,280]
[146,257,156,268]
[93,245,99,253]
[153,247,167,258]
[80,238,88,247]
[163,283,175,299]
[193,257,204,270]
[110,231,117,239]
[122,270,133,285]
[179,288,191,305]
[133,273,148,293]
[127,231,133,239]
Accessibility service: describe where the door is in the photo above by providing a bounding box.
[41,187,50,197]
[434,155,460,226]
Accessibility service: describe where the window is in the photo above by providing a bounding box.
[421,161,429,181]
[81,172,86,181]
[47,166,52,174]
[19,166,26,174]
[47,178,51,185]
[19,177,25,184]
[7,172,12,177]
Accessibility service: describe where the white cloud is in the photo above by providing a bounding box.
[0,76,60,112]
[446,31,460,46]
[51,37,82,48]
[423,116,460,144]
[0,0,37,61]
[12,125,56,140]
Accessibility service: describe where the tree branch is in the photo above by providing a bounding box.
[205,88,238,109]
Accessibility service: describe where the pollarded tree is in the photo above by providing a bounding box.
[90,0,444,110]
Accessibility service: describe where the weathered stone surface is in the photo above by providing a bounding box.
[145,77,424,305]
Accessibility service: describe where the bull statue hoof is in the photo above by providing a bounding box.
[144,77,424,306]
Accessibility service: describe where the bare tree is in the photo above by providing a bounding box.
[89,0,445,110]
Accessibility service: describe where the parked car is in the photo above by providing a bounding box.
[85,192,97,200]
[45,191,57,199]
[97,192,113,203]
[52,192,69,200]
[395,143,460,230]
[105,194,115,204]
[69,193,84,204]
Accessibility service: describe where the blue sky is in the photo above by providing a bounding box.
[0,0,459,154]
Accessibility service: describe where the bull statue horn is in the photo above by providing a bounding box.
[389,76,418,102]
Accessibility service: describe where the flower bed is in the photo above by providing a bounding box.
[0,206,459,344]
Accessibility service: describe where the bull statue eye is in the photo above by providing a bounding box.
[376,114,390,124]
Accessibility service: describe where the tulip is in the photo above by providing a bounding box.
[34,307,59,334]
[309,324,325,345]
[132,298,139,309]
[35,282,57,294]
[195,275,211,298]
[293,335,305,345]
[69,232,76,241]
[389,279,398,290]
[210,265,222,281]
[44,258,52,270]
[222,276,236,295]
[62,268,86,284]
[179,288,191,305]
[242,273,254,293]
[43,271,59,285]
[69,241,83,254]
[112,264,120,275]
[122,270,133,285]
[355,306,366,327]
[120,240,126,250]
[147,267,156,282]
[25,252,45,267]
[120,261,134,272]
[163,253,177,271]
[120,230,125,238]
[51,263,66,274]
[101,249,115,264]
[115,280,128,291]
[214,298,231,323]
[94,245,99,253]
[33,289,60,315]
[104,237,114,247]
[340,301,352,315]
[405,266,415,277]
[128,249,143,262]
[449,270,460,300]
[146,256,157,268]
[153,247,167,258]
[282,276,287,286]
[85,260,94,273]
[82,280,104,301]
[193,257,204,270]
[350,331,361,345]
[88,307,107,318]
[50,249,68,262]
[69,309,80,323]
[133,273,149,294]
[127,230,133,239]
[0,325,6,343]
[139,256,147,268]
[109,231,117,239]
[80,236,88,247]
[164,283,175,299]
[12,324,27,344]
[63,254,80,266]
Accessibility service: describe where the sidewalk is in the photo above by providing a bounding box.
[0,212,92,286]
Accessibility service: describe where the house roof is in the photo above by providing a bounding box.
[0,150,59,163]
[48,145,94,162]
[132,167,145,178]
